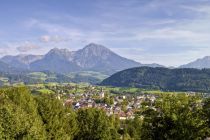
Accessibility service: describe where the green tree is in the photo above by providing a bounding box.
[203,97,210,129]
[125,117,142,140]
[141,94,210,140]
[76,108,118,140]
[104,96,114,105]
[35,95,78,140]
[0,87,46,139]
[109,115,121,140]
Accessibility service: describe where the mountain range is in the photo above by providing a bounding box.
[179,56,210,69]
[0,43,162,75]
[2,43,210,76]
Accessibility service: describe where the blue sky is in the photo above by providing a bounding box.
[0,0,210,66]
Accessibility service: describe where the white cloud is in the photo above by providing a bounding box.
[0,47,8,55]
[0,43,19,57]
[181,5,210,14]
[28,19,84,37]
[137,28,210,44]
[19,2,210,67]
[40,35,71,43]
[115,47,210,67]
[16,41,40,52]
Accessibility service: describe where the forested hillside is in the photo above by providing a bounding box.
[101,67,210,92]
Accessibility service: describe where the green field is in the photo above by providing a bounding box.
[36,89,55,94]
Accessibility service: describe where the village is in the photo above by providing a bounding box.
[64,88,159,120]
[30,83,159,120]
[30,83,210,121]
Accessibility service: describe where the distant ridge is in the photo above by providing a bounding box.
[180,56,210,69]
[1,54,43,69]
[1,43,163,75]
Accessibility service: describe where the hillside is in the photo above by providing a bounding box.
[1,54,43,69]
[30,48,81,73]
[72,43,142,74]
[180,56,210,69]
[101,67,210,92]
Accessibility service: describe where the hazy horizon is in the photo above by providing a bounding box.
[0,42,206,68]
[1,0,210,66]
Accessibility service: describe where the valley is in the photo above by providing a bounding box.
[1,0,210,139]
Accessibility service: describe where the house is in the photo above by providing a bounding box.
[74,102,80,109]
[119,112,127,120]
[99,88,105,98]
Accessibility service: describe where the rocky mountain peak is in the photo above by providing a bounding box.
[79,43,112,57]
[0,43,163,75]
[180,56,210,69]
[46,48,72,60]
[203,56,210,60]
[48,48,71,54]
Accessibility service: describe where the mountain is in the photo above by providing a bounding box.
[100,67,210,92]
[0,61,24,73]
[30,48,81,73]
[1,43,163,75]
[30,44,142,74]
[0,61,11,72]
[180,56,210,69]
[73,43,141,74]
[1,54,43,69]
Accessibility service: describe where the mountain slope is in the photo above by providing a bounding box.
[101,67,210,92]
[73,43,141,74]
[30,48,81,73]
[0,61,24,73]
[0,61,11,72]
[1,54,43,69]
[180,56,210,69]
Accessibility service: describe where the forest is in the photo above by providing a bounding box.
[101,67,210,92]
[0,86,210,140]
